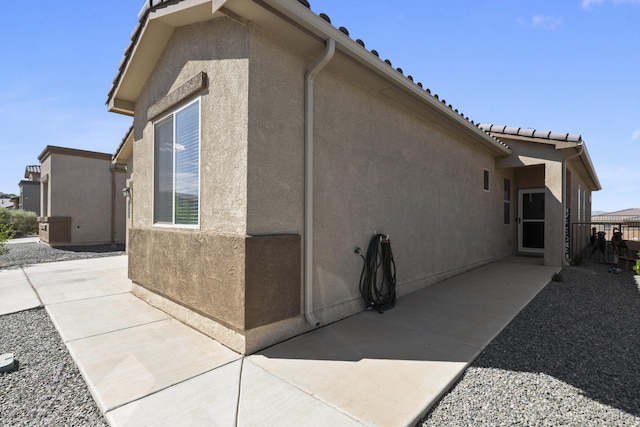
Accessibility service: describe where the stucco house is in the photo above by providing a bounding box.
[478,125,601,261]
[106,0,600,353]
[0,195,16,209]
[18,165,41,215]
[38,146,127,246]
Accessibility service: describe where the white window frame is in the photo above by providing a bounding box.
[152,98,201,228]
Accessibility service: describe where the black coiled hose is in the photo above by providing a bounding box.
[358,234,396,313]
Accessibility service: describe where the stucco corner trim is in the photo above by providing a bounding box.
[148,71,208,120]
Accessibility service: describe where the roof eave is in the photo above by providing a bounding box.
[557,142,602,192]
[113,126,135,164]
[107,0,510,155]
[107,0,215,115]
[578,143,602,191]
[482,126,602,192]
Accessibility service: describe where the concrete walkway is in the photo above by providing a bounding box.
[2,255,558,426]
[5,236,41,245]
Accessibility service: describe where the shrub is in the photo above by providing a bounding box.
[552,272,563,282]
[0,210,16,254]
[634,252,640,275]
[0,208,38,238]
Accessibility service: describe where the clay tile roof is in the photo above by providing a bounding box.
[107,0,185,105]
[113,124,134,162]
[107,0,509,153]
[24,165,41,178]
[479,124,583,143]
[597,208,640,217]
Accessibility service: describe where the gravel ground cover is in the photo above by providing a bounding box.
[0,309,108,426]
[2,240,638,426]
[422,262,640,427]
[1,241,121,426]
[0,240,124,268]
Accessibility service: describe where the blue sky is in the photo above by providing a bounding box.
[1,0,638,212]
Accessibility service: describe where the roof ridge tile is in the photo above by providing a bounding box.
[480,123,583,143]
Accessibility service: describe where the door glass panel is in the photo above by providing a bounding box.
[522,192,545,220]
[523,222,545,249]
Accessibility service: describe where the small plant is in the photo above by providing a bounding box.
[634,252,640,275]
[0,208,38,237]
[0,210,16,255]
[552,272,563,282]
[572,255,584,266]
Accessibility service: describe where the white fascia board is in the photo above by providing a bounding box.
[579,144,602,191]
[110,0,218,115]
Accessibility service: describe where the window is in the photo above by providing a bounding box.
[483,169,490,192]
[153,99,200,226]
[503,178,511,224]
[577,185,581,222]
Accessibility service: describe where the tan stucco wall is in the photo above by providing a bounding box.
[40,156,51,218]
[129,228,246,329]
[19,181,40,215]
[566,161,593,223]
[314,78,514,316]
[128,18,292,351]
[126,17,546,351]
[246,23,515,323]
[246,25,306,235]
[496,138,570,266]
[132,17,249,235]
[514,164,544,189]
[566,162,593,257]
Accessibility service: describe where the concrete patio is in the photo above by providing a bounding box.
[1,254,558,426]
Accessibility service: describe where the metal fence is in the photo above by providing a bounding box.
[571,216,640,263]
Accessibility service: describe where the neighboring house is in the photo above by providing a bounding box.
[0,196,15,209]
[106,0,600,354]
[18,165,41,215]
[38,146,127,246]
[592,208,640,222]
[592,208,640,243]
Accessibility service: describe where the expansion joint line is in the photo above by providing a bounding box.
[234,356,246,426]
[21,265,44,307]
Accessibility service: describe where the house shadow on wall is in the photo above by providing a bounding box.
[470,263,640,417]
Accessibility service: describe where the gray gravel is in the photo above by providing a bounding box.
[421,262,640,427]
[0,309,108,426]
[1,241,121,426]
[3,241,639,426]
[0,241,124,268]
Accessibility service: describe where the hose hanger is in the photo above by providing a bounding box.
[356,233,396,313]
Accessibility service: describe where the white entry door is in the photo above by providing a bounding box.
[518,189,545,253]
